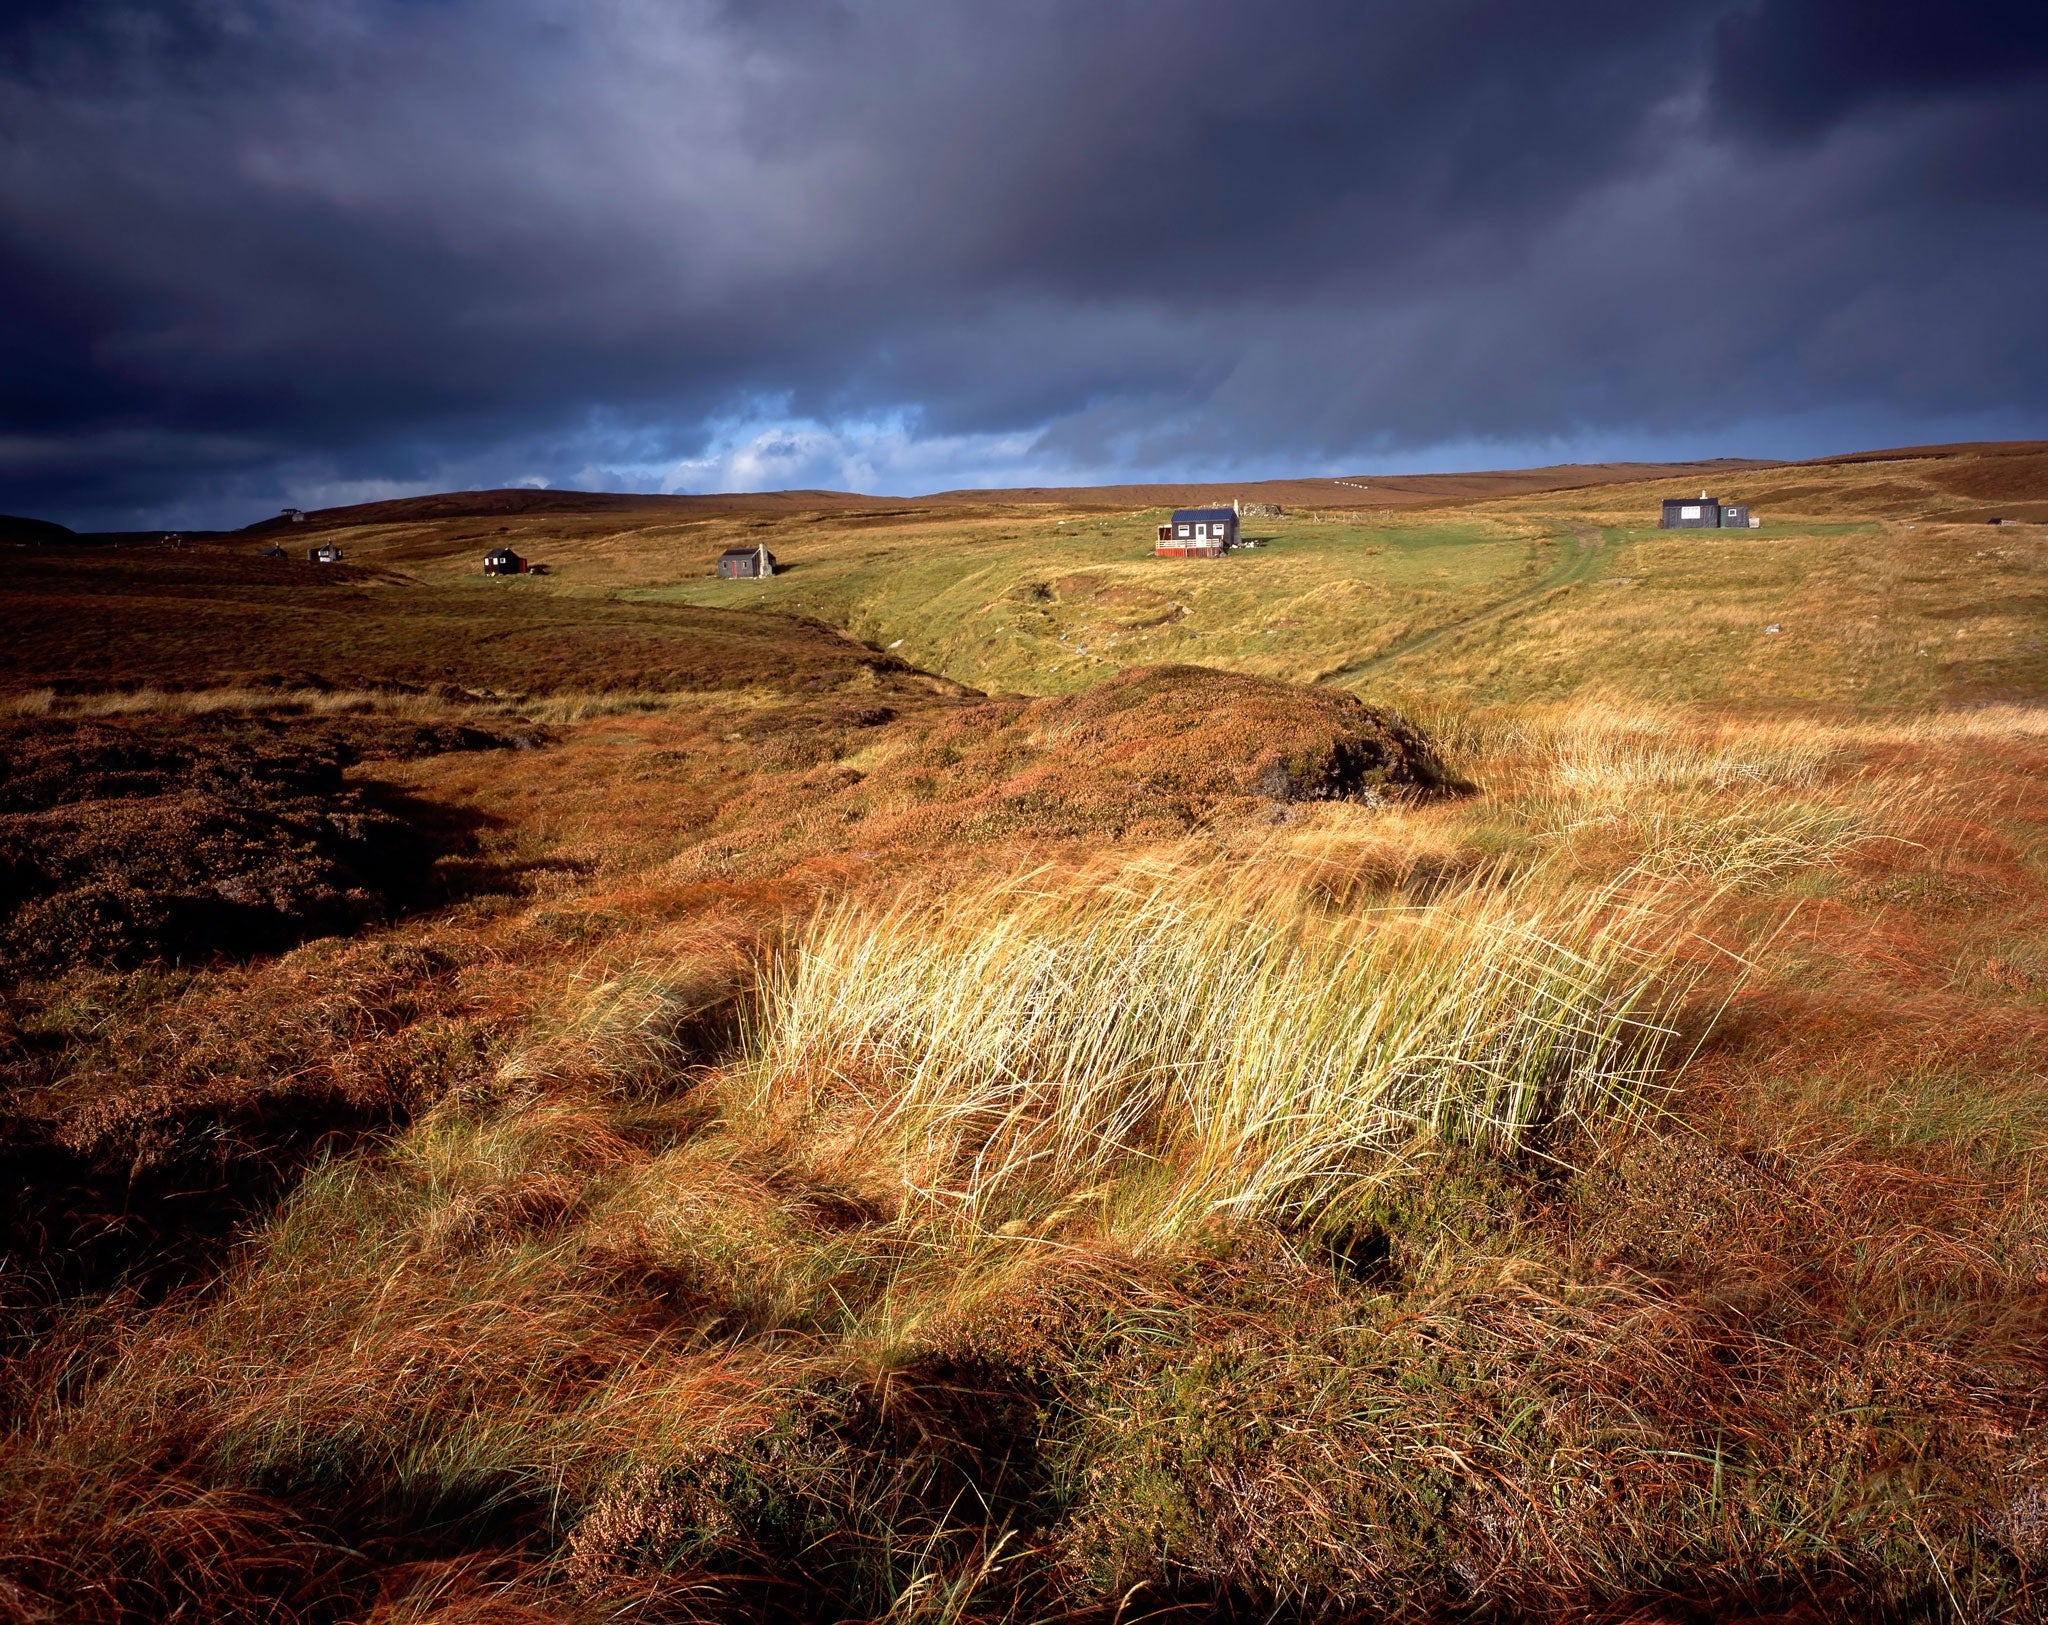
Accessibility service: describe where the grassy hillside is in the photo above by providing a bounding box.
[4,444,2048,1622]
[202,440,2048,713]
[640,512,1571,695]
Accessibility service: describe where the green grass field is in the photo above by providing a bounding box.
[187,446,2046,717]
[634,512,1558,694]
[622,504,2046,716]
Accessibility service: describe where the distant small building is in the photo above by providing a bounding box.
[483,546,526,575]
[1719,503,1752,528]
[281,508,307,524]
[717,543,777,579]
[1156,506,1240,558]
[257,544,286,559]
[307,543,343,564]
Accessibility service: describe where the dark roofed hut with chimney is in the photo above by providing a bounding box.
[483,546,526,575]
[717,543,777,579]
[1661,492,1722,529]
[1660,491,1760,529]
[1155,506,1240,558]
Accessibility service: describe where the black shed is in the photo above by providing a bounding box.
[1660,495,1722,529]
[483,547,526,575]
[717,543,777,579]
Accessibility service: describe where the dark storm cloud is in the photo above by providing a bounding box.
[1710,0,2048,139]
[1,0,2044,527]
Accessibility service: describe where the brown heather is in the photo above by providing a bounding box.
[4,452,2048,1622]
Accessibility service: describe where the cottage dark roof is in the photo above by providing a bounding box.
[1171,507,1237,523]
[719,544,765,557]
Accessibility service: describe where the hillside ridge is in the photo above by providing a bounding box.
[238,457,1786,533]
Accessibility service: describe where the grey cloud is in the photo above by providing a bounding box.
[1709,0,2048,140]
[0,0,2043,528]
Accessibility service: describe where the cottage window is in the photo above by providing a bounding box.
[1680,505,1701,520]
[1177,525,1191,538]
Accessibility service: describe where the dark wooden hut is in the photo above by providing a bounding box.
[1660,494,1722,529]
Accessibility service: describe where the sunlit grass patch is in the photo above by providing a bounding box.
[1544,709,1837,796]
[1423,701,1932,887]
[1537,781,1912,885]
[1853,703,2048,746]
[746,856,1689,1241]
[493,953,743,1097]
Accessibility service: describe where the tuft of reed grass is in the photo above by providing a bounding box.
[1462,702,1931,886]
[1534,780,1908,884]
[748,857,1688,1240]
[493,953,744,1099]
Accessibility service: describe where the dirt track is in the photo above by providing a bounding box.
[1319,522,1611,684]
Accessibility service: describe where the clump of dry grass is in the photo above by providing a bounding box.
[1852,703,2048,746]
[1539,778,1908,883]
[511,691,695,724]
[748,854,1687,1240]
[1550,715,1832,794]
[0,1449,363,1624]
[1425,701,1932,887]
[492,951,744,1098]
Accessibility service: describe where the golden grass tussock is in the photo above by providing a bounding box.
[1533,773,1915,885]
[1542,706,1837,794]
[1427,699,1933,887]
[747,853,1689,1241]
[493,952,743,1097]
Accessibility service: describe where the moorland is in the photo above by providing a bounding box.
[3,441,2048,1622]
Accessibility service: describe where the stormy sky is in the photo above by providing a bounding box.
[3,1,2045,530]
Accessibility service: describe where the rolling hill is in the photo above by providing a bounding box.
[54,439,2028,716]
